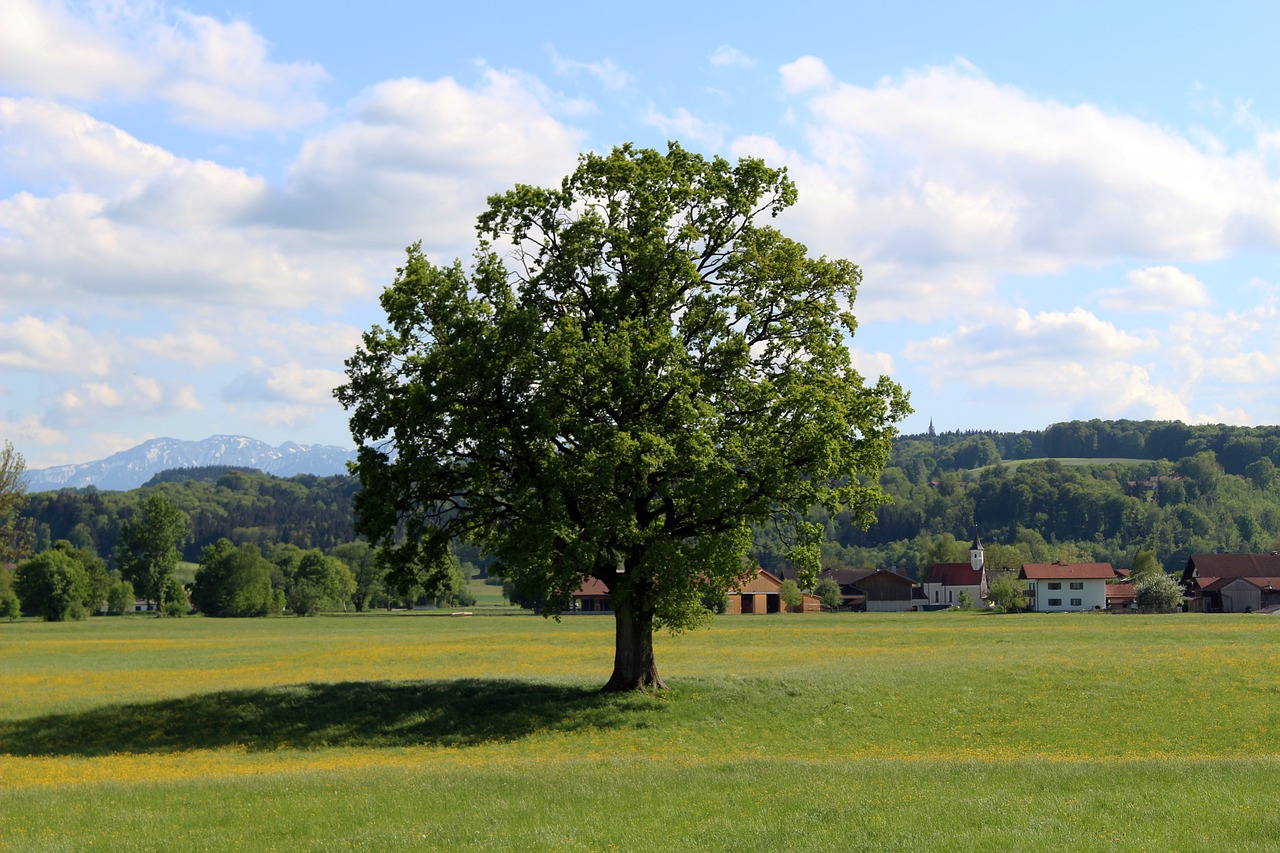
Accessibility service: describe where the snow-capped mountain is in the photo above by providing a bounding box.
[27,436,358,492]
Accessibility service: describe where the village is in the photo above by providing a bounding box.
[570,538,1280,616]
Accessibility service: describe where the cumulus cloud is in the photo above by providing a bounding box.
[709,46,754,68]
[750,59,1280,320]
[780,56,835,94]
[222,359,346,407]
[904,307,1185,419]
[0,0,326,132]
[0,314,114,374]
[53,376,199,422]
[129,330,237,367]
[545,44,631,90]
[1095,266,1212,312]
[644,105,726,148]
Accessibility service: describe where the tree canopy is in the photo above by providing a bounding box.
[116,493,189,610]
[0,441,32,566]
[339,142,908,690]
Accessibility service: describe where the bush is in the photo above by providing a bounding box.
[161,576,188,617]
[1135,572,1184,611]
[987,574,1026,612]
[778,579,804,610]
[814,577,842,611]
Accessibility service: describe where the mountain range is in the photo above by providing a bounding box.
[27,436,358,492]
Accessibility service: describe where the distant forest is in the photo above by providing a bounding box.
[22,419,1280,581]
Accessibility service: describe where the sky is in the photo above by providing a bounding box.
[4,0,1280,469]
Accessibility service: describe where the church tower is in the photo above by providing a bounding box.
[970,535,984,572]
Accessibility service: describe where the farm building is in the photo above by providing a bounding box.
[570,577,612,612]
[922,537,988,607]
[725,568,820,614]
[1181,553,1280,613]
[1019,562,1116,612]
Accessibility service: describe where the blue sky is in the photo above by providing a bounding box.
[4,0,1280,469]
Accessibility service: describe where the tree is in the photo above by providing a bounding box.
[986,573,1026,612]
[192,539,275,617]
[778,579,804,610]
[0,441,32,566]
[1129,548,1161,581]
[289,551,356,615]
[1135,572,1184,611]
[333,541,383,612]
[116,494,189,611]
[956,589,975,609]
[0,566,21,621]
[14,547,91,621]
[814,577,843,611]
[338,142,909,691]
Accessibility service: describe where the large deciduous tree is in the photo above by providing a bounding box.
[338,143,909,691]
[116,494,189,612]
[0,441,33,567]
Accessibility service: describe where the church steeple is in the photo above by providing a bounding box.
[970,534,984,571]
[928,418,936,437]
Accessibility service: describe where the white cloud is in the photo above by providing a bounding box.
[1095,266,1212,312]
[545,45,631,90]
[849,348,895,378]
[709,46,754,69]
[0,0,327,132]
[779,56,834,94]
[904,307,1185,419]
[0,314,114,374]
[644,105,726,148]
[53,376,197,425]
[0,415,66,449]
[223,359,346,407]
[130,330,237,367]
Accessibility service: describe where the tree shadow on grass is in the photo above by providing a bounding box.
[0,679,645,757]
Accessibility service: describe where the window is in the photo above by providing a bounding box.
[1048,582,1062,590]
[1070,582,1084,590]
[1048,598,1062,606]
[1070,598,1082,606]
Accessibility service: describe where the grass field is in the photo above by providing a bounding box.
[2,611,1279,851]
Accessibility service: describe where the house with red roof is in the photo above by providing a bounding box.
[1019,562,1116,612]
[1181,553,1280,613]
[922,536,988,607]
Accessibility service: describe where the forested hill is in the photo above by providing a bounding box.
[747,419,1280,581]
[895,419,1280,474]
[24,468,359,563]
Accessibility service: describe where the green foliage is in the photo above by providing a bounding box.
[778,579,804,609]
[0,440,32,566]
[1134,572,1185,611]
[287,550,355,615]
[338,142,908,689]
[1129,548,1161,580]
[15,546,91,621]
[332,540,383,612]
[161,576,188,617]
[116,494,189,607]
[192,539,276,617]
[814,577,842,611]
[956,589,975,610]
[0,566,21,620]
[105,576,134,615]
[986,574,1026,612]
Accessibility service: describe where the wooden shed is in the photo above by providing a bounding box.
[725,568,821,614]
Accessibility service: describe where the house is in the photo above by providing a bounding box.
[726,568,820,614]
[786,567,916,611]
[570,577,612,613]
[1019,562,1116,612]
[1105,581,1137,612]
[922,536,988,607]
[1181,553,1280,613]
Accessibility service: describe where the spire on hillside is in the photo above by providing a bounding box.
[928,418,936,437]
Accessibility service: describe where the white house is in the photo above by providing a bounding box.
[922,536,987,607]
[1019,563,1116,612]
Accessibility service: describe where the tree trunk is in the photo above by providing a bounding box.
[602,595,666,692]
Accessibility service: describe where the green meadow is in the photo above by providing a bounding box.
[2,611,1279,851]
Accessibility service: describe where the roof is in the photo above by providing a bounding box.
[1106,583,1136,601]
[572,577,610,597]
[1200,576,1280,592]
[1019,562,1116,581]
[1184,553,1280,581]
[925,562,983,585]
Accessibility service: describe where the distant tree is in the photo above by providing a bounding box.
[924,534,967,566]
[332,541,382,612]
[814,577,843,611]
[192,539,275,617]
[1135,572,1184,611]
[987,574,1026,612]
[116,494,189,610]
[1129,549,1161,581]
[289,551,355,615]
[0,440,32,566]
[105,577,134,615]
[0,566,21,621]
[432,554,475,608]
[15,547,91,621]
[956,589,975,610]
[778,579,804,610]
[161,576,188,617]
